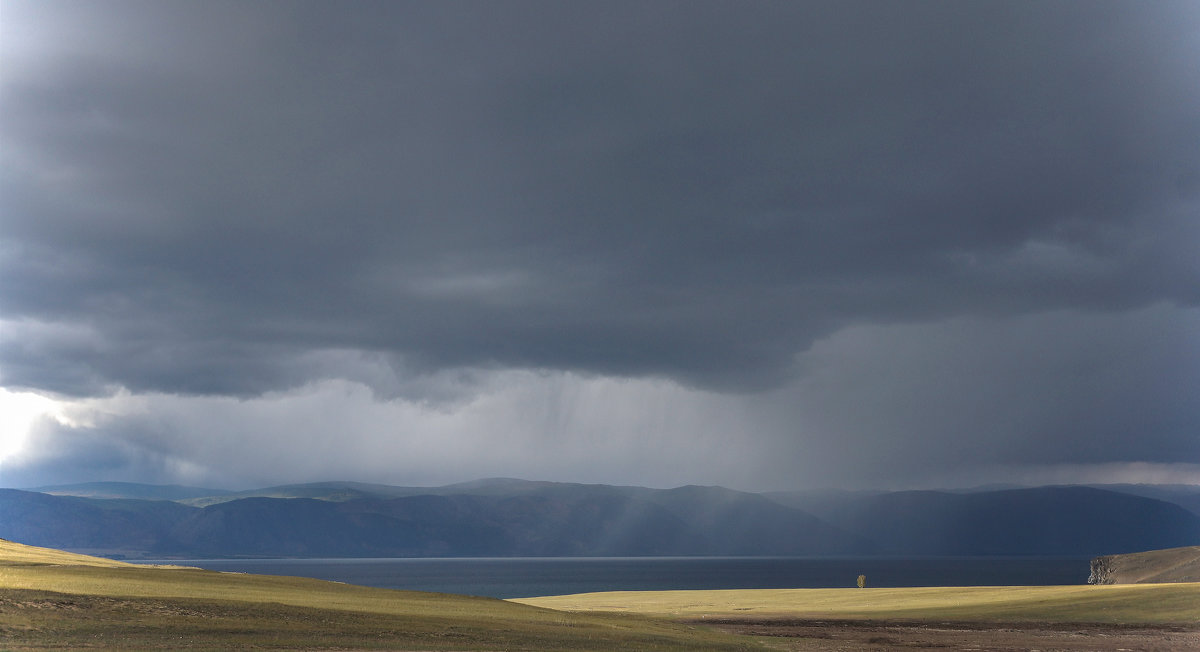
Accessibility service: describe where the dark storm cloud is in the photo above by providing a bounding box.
[2,0,1198,399]
[750,305,1200,488]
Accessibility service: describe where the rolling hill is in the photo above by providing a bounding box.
[0,539,754,650]
[1088,545,1200,584]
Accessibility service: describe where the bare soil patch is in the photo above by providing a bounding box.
[700,617,1200,651]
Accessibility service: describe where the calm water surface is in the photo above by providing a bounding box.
[133,556,1091,599]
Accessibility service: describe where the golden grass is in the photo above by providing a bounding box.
[5,538,1197,651]
[516,583,1200,624]
[0,539,557,620]
[0,539,136,568]
[0,539,759,651]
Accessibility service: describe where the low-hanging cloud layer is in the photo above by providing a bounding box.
[1,1,1197,491]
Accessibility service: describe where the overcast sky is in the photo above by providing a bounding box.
[1,0,1197,492]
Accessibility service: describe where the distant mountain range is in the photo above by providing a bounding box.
[29,481,234,502]
[3,479,1199,559]
[766,485,1200,556]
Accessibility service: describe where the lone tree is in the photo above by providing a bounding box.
[857,574,866,589]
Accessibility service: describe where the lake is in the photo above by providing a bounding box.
[132,556,1092,599]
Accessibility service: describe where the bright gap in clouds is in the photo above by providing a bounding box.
[0,388,63,462]
[0,372,762,491]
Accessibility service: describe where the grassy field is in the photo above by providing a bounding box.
[4,539,1199,650]
[517,582,1200,624]
[0,539,758,651]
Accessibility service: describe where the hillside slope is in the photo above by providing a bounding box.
[0,537,136,567]
[0,489,196,555]
[1089,546,1200,584]
[0,540,754,651]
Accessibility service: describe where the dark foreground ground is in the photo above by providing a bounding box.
[705,618,1200,651]
[0,589,758,651]
[4,590,1198,651]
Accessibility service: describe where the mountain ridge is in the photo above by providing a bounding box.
[3,480,1198,560]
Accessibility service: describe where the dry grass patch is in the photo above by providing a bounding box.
[516,583,1200,624]
[0,539,136,568]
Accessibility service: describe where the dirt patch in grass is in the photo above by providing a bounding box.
[701,617,1200,651]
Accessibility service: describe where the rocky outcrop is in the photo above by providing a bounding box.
[1088,546,1200,584]
[1087,555,1115,584]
